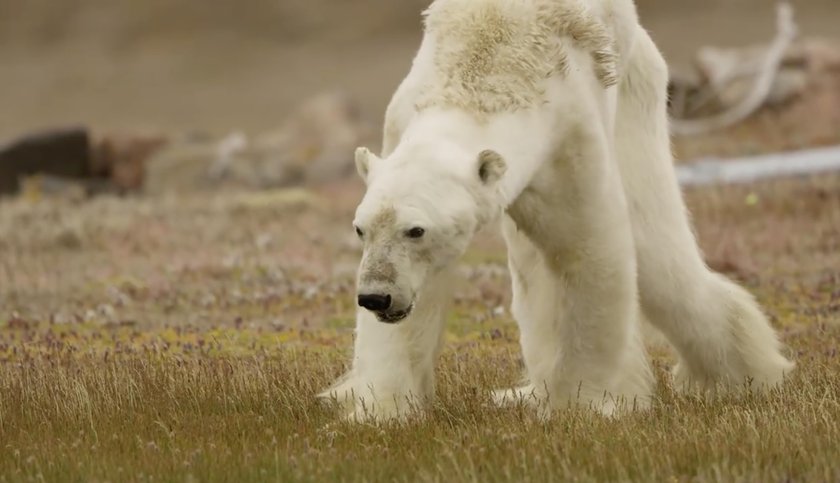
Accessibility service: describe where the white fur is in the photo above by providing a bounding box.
[323,269,455,421]
[613,28,794,392]
[319,0,793,422]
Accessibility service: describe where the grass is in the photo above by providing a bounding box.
[1,175,839,482]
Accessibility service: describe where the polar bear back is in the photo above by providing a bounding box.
[416,0,635,115]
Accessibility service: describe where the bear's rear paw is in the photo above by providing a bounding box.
[672,355,794,395]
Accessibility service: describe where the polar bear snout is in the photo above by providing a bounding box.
[358,293,392,312]
[357,276,415,324]
[357,284,415,323]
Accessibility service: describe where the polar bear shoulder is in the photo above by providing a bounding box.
[416,0,623,115]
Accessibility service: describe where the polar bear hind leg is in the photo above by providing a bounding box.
[614,27,794,392]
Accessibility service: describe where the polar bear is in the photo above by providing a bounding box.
[319,0,794,421]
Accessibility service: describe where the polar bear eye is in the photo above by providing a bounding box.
[354,226,364,238]
[405,227,425,239]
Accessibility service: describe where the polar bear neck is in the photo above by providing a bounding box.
[395,108,557,208]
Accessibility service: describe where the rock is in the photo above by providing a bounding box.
[90,131,168,192]
[211,131,306,189]
[214,91,373,186]
[144,91,373,194]
[0,127,91,195]
[144,135,305,194]
[143,138,225,195]
[278,91,373,185]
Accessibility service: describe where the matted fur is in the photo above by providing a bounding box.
[417,0,618,115]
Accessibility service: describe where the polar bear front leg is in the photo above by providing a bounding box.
[318,269,452,422]
[317,315,433,422]
[492,216,548,412]
[498,214,653,418]
[496,122,655,417]
[319,310,443,422]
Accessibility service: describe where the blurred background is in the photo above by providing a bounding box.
[0,0,839,195]
[0,0,837,134]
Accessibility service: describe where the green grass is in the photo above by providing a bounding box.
[1,176,839,482]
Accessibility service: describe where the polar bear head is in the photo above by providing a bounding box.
[352,144,506,323]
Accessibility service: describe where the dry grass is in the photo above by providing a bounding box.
[1,175,840,482]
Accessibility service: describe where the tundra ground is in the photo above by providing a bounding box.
[1,175,839,482]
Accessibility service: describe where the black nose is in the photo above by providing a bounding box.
[358,293,392,311]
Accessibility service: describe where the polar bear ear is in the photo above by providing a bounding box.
[355,147,380,182]
[477,150,507,185]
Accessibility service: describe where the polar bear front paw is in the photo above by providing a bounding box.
[491,385,540,408]
[318,381,426,423]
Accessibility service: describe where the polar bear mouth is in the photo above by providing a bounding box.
[375,304,414,324]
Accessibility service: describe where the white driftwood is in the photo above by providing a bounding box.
[676,145,840,186]
[671,2,798,136]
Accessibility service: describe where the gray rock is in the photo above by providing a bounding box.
[144,91,373,194]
